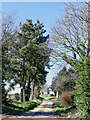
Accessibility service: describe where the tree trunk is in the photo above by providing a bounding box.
[56,91,59,98]
[33,86,37,100]
[29,80,34,100]
[34,86,40,100]
[21,82,25,102]
[21,55,25,102]
[21,86,23,102]
[37,87,40,98]
[25,77,31,101]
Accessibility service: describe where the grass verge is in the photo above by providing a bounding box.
[53,100,77,116]
[40,94,50,97]
[48,96,56,100]
[2,99,42,115]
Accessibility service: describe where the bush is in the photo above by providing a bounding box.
[53,100,77,116]
[74,58,90,118]
[60,92,73,108]
[14,93,20,101]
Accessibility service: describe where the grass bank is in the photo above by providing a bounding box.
[53,100,78,118]
[40,94,50,97]
[2,99,42,115]
[48,96,56,100]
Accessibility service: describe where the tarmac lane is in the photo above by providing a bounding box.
[1,99,61,120]
[1,98,79,120]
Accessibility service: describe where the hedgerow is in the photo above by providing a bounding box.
[74,58,90,118]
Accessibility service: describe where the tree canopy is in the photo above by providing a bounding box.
[2,15,51,102]
[50,2,89,66]
[51,67,77,95]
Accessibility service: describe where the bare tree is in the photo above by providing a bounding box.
[50,2,89,66]
[1,13,18,104]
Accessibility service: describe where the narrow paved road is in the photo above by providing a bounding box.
[1,97,79,120]
[19,98,57,118]
[2,98,62,119]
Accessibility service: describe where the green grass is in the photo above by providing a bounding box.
[40,94,50,97]
[2,99,42,115]
[53,100,77,115]
[53,100,61,108]
[48,96,56,100]
[55,106,76,115]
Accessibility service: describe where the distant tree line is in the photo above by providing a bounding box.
[51,67,77,97]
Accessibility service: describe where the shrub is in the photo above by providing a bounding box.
[74,58,90,118]
[60,92,73,108]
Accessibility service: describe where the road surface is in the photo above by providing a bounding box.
[1,98,62,120]
[1,98,77,120]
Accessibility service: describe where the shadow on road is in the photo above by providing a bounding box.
[20,111,56,116]
[2,118,86,120]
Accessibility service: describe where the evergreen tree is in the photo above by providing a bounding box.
[74,58,90,118]
[8,19,50,102]
[18,19,50,101]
